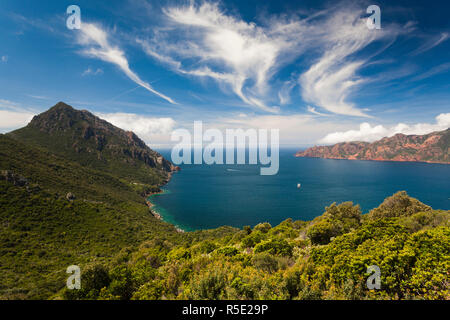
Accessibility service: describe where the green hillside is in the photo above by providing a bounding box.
[0,134,236,299]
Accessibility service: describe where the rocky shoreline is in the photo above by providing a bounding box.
[295,129,450,164]
[145,167,184,233]
[294,154,450,165]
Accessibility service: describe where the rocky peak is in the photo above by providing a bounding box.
[9,102,177,184]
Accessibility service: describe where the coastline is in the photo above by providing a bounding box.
[145,167,185,233]
[295,155,450,165]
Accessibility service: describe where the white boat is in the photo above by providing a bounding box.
[297,183,301,189]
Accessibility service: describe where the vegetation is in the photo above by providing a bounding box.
[56,191,449,300]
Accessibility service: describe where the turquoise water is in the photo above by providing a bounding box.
[149,149,450,231]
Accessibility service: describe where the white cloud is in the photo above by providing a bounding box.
[0,100,35,132]
[319,113,450,144]
[27,95,49,100]
[411,62,450,81]
[307,106,327,116]
[139,2,403,116]
[77,23,176,104]
[299,9,399,117]
[278,81,296,105]
[82,67,104,76]
[0,99,19,109]
[0,110,34,132]
[1,56,8,63]
[205,113,351,146]
[139,2,313,112]
[411,32,449,56]
[96,112,176,146]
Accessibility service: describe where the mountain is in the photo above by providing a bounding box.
[295,129,450,164]
[8,102,179,186]
[0,103,204,299]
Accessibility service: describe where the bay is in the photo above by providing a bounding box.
[149,149,450,231]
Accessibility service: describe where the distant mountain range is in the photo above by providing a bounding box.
[296,129,450,164]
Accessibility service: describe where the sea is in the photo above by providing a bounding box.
[149,148,450,231]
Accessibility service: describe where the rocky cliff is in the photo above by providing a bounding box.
[295,129,450,164]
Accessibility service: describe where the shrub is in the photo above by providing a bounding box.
[307,219,340,245]
[189,269,228,300]
[198,241,218,254]
[241,231,265,248]
[214,246,239,257]
[398,210,450,233]
[307,202,361,245]
[368,191,431,219]
[254,239,293,257]
[132,280,164,300]
[252,253,279,273]
[253,222,272,233]
[167,247,191,261]
[106,266,135,300]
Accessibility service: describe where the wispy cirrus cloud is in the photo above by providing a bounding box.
[411,62,450,82]
[77,23,176,104]
[27,94,50,100]
[82,67,104,76]
[138,2,312,113]
[307,106,328,116]
[298,8,403,118]
[278,80,296,105]
[138,2,403,116]
[410,32,449,56]
[319,113,450,144]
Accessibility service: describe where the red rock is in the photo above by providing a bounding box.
[295,129,449,164]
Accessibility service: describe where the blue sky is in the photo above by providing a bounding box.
[0,0,449,147]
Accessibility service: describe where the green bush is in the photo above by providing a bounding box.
[214,246,239,257]
[307,219,340,245]
[369,191,431,219]
[254,239,293,257]
[252,253,279,273]
[241,231,265,248]
[307,202,361,245]
[253,222,272,233]
[189,269,228,300]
